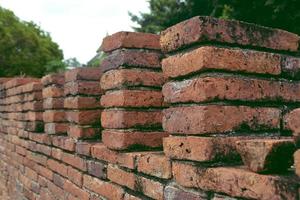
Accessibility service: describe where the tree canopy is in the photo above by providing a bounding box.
[130,0,300,35]
[0,6,65,78]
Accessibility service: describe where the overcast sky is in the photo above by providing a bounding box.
[1,0,149,63]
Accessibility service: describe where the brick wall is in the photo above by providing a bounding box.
[0,16,300,200]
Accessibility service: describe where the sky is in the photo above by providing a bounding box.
[1,0,150,63]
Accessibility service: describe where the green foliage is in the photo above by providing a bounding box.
[0,7,65,78]
[130,0,300,35]
[64,57,82,68]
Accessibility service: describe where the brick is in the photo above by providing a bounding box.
[63,180,90,200]
[102,129,169,150]
[283,109,300,145]
[51,148,63,160]
[36,165,53,181]
[101,109,162,129]
[108,164,164,199]
[42,86,63,98]
[137,153,172,179]
[25,167,38,181]
[67,166,83,187]
[43,111,66,123]
[41,73,64,86]
[53,173,65,188]
[100,69,165,90]
[62,152,87,171]
[100,31,160,52]
[21,82,42,93]
[83,174,125,200]
[294,150,300,177]
[87,160,107,179]
[163,105,280,134]
[160,16,300,53]
[52,136,76,152]
[47,181,67,199]
[172,162,299,200]
[43,98,64,109]
[64,96,100,109]
[47,159,68,177]
[163,46,280,78]
[163,75,300,103]
[36,143,51,156]
[4,78,39,89]
[164,185,208,200]
[68,125,100,139]
[101,49,162,73]
[124,193,142,200]
[101,90,164,108]
[66,110,101,125]
[45,123,68,135]
[212,194,239,200]
[236,138,295,173]
[163,136,258,162]
[29,133,51,145]
[64,81,102,96]
[65,67,102,82]
[75,141,95,156]
[27,152,47,166]
[91,143,147,169]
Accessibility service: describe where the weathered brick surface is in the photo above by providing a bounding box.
[64,96,100,109]
[163,105,280,134]
[66,110,101,125]
[102,109,162,129]
[100,69,165,90]
[64,81,102,96]
[236,138,295,173]
[173,162,299,200]
[65,67,102,82]
[294,150,300,177]
[101,49,162,73]
[101,90,164,108]
[100,31,160,52]
[163,75,300,103]
[160,16,300,53]
[283,109,300,145]
[102,129,169,150]
[164,185,208,200]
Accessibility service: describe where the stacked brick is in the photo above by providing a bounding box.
[100,31,169,150]
[64,68,103,140]
[161,16,300,199]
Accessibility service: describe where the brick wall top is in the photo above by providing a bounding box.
[160,16,300,53]
[99,31,161,53]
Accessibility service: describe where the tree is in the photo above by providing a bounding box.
[129,0,300,35]
[64,57,82,68]
[0,7,65,78]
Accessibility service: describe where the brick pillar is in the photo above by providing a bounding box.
[161,16,300,199]
[99,31,169,151]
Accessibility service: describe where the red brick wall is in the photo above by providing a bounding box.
[0,16,300,200]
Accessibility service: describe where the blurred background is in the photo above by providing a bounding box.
[1,0,299,77]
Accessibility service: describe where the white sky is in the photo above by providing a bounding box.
[1,0,149,63]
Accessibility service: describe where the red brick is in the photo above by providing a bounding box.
[63,180,90,200]
[83,174,125,200]
[163,105,280,134]
[64,81,102,96]
[21,82,42,93]
[236,138,295,173]
[23,101,43,111]
[283,109,300,145]
[75,141,95,156]
[36,164,53,181]
[101,109,162,129]
[51,136,76,152]
[65,67,102,82]
[68,125,100,139]
[53,173,65,188]
[25,167,38,181]
[64,96,100,109]
[45,123,68,135]
[47,181,66,199]
[163,46,280,78]
[41,73,64,86]
[87,160,107,179]
[42,86,63,98]
[27,152,47,166]
[164,185,208,200]
[43,111,66,123]
[108,164,164,199]
[100,31,160,52]
[101,49,162,73]
[102,129,169,150]
[29,133,51,145]
[124,193,143,200]
[4,78,39,89]
[163,136,257,162]
[294,150,300,177]
[36,143,51,156]
[172,162,298,200]
[62,152,87,171]
[66,110,101,125]
[47,159,68,177]
[43,98,64,109]
[137,153,172,179]
[67,166,83,187]
[101,90,164,108]
[163,75,300,103]
[100,69,165,90]
[160,16,300,53]
[51,147,63,160]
